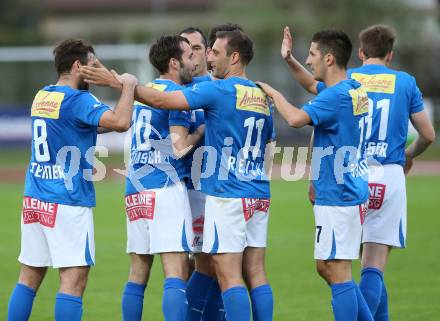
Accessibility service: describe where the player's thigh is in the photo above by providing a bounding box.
[244,198,270,248]
[19,197,54,267]
[194,252,216,278]
[150,182,193,254]
[202,196,246,254]
[160,252,190,279]
[361,243,391,271]
[44,204,95,268]
[316,259,353,284]
[188,189,206,253]
[129,253,154,285]
[243,247,267,289]
[59,266,90,297]
[212,252,244,291]
[364,164,407,248]
[313,204,364,260]
[18,264,48,291]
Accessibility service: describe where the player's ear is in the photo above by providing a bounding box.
[386,51,393,64]
[325,53,334,67]
[169,57,179,71]
[358,48,364,61]
[72,60,82,74]
[230,51,240,65]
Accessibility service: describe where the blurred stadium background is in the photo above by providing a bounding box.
[1,0,439,320]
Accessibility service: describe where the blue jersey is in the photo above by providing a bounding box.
[179,74,212,189]
[303,79,369,206]
[24,85,110,207]
[125,79,189,195]
[317,65,424,166]
[182,77,274,199]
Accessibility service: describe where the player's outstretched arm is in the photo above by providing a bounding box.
[134,86,190,111]
[257,81,311,128]
[404,110,436,174]
[170,125,205,158]
[98,73,137,132]
[80,60,122,89]
[282,26,318,95]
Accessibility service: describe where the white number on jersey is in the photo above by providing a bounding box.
[366,98,390,141]
[243,117,265,160]
[33,119,50,162]
[134,109,153,151]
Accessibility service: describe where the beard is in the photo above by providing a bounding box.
[179,68,193,84]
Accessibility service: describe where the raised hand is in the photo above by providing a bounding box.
[281,26,293,60]
[118,73,138,87]
[255,81,279,99]
[80,61,122,89]
[403,155,414,175]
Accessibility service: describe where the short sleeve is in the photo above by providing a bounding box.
[182,81,218,111]
[410,77,424,114]
[302,88,339,128]
[267,103,276,141]
[316,81,326,93]
[169,110,191,128]
[73,92,110,127]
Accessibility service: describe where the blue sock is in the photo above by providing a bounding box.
[375,280,389,321]
[359,268,383,316]
[250,284,273,321]
[122,281,146,321]
[221,286,250,321]
[186,272,215,321]
[163,278,187,321]
[7,283,36,321]
[55,292,83,321]
[330,281,358,321]
[354,283,374,321]
[203,281,225,321]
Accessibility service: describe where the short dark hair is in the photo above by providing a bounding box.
[179,27,207,48]
[359,25,396,59]
[208,23,243,48]
[53,39,94,76]
[311,29,352,69]
[149,35,190,74]
[215,30,254,66]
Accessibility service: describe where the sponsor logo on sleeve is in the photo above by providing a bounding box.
[125,191,156,221]
[134,82,167,106]
[368,183,386,210]
[31,90,64,119]
[242,198,270,222]
[351,73,396,94]
[235,85,270,115]
[349,86,369,116]
[22,197,58,228]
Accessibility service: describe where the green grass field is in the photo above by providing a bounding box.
[1,178,439,321]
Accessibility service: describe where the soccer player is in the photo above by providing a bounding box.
[256,29,375,321]
[180,25,244,321]
[82,30,275,321]
[280,25,436,320]
[120,35,205,321]
[7,39,137,321]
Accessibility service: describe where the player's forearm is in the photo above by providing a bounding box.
[173,126,204,158]
[285,55,318,94]
[135,86,189,110]
[271,91,303,128]
[406,135,434,159]
[111,82,136,132]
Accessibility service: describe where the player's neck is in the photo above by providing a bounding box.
[56,74,80,89]
[323,68,347,87]
[159,73,181,85]
[224,68,247,80]
[363,58,388,67]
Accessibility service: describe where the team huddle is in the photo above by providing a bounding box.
[7,22,435,321]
